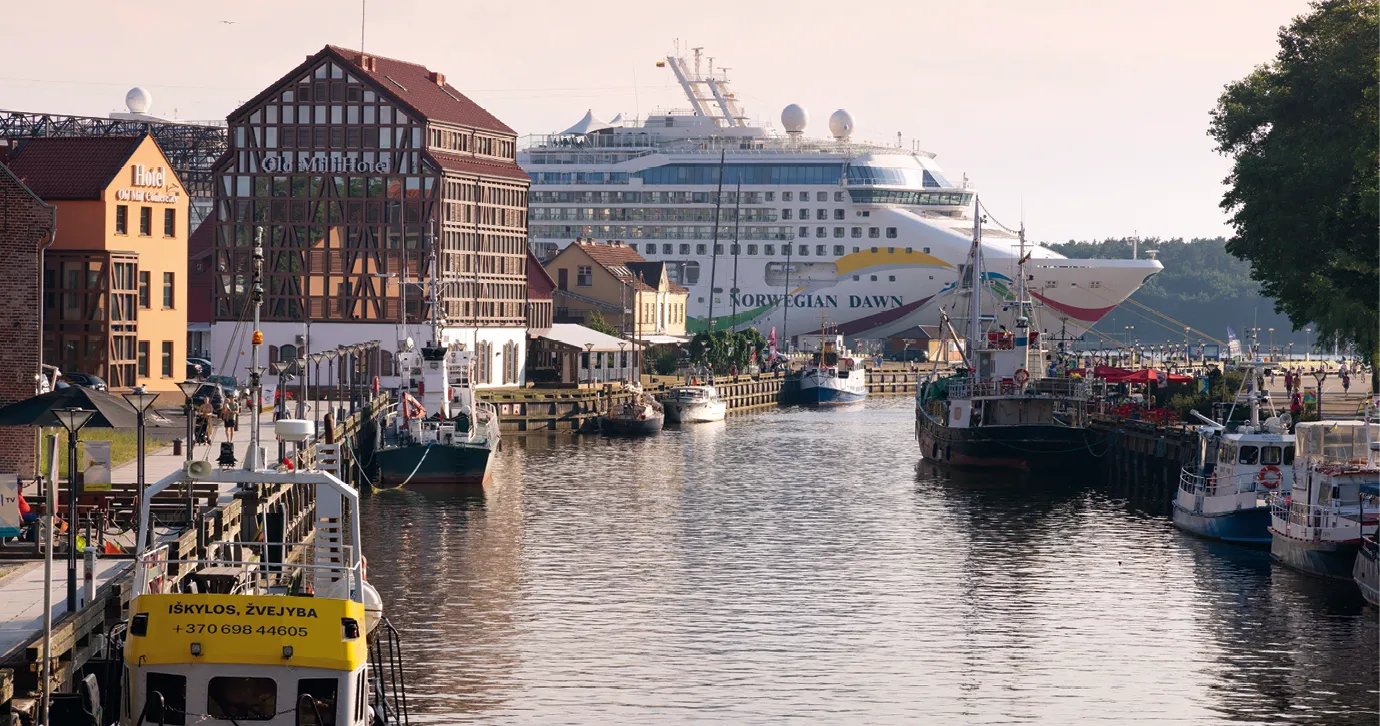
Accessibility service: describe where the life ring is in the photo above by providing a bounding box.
[1208,471,1218,489]
[1258,465,1283,490]
[1014,368,1030,385]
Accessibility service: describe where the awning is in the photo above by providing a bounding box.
[641,334,689,345]
[188,322,211,332]
[560,110,612,135]
[530,323,631,353]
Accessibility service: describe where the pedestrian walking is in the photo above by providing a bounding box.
[222,396,240,443]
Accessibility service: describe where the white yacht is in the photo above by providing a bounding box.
[519,46,1163,345]
[663,384,727,423]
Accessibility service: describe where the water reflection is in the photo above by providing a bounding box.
[359,398,1377,724]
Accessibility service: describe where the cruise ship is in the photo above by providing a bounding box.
[519,48,1162,346]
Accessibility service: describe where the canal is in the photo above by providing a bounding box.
[359,397,1378,724]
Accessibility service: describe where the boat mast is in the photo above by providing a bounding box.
[706,151,726,331]
[730,177,742,333]
[245,226,265,471]
[967,198,984,373]
[1018,224,1029,377]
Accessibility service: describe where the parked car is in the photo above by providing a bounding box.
[205,375,240,398]
[190,384,224,408]
[886,350,929,363]
[186,361,207,379]
[187,358,214,376]
[61,373,108,391]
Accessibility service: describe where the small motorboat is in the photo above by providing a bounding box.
[600,388,664,436]
[664,385,727,423]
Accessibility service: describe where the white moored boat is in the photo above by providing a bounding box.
[1173,367,1295,545]
[519,45,1163,346]
[1269,417,1380,580]
[664,385,727,423]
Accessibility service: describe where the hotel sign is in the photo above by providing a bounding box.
[116,164,179,203]
[261,155,390,174]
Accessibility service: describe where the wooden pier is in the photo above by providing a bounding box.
[0,396,386,713]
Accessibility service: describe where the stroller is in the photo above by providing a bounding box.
[195,414,212,444]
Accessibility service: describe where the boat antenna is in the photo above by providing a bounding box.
[968,197,985,368]
[730,176,742,333]
[705,150,726,331]
[782,239,792,351]
[245,226,265,471]
[427,225,440,347]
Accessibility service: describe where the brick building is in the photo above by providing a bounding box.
[4,134,190,393]
[0,159,56,478]
[211,46,531,388]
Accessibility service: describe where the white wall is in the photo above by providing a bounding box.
[210,321,529,389]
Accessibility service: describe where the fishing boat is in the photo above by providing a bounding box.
[1172,367,1295,545]
[915,203,1092,472]
[1355,534,1380,606]
[120,247,410,725]
[375,248,500,488]
[1268,415,1380,580]
[797,328,867,405]
[663,384,727,423]
[600,386,665,435]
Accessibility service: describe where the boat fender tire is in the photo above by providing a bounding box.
[1258,465,1282,490]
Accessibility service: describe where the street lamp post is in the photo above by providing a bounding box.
[120,389,159,545]
[618,342,628,383]
[1305,327,1313,362]
[175,380,203,522]
[52,407,94,613]
[584,343,595,387]
[270,361,291,463]
[323,350,338,427]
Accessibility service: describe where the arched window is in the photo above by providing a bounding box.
[279,344,298,362]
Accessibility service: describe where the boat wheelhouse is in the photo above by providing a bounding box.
[663,384,727,423]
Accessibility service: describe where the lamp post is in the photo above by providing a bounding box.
[584,342,595,387]
[52,407,94,612]
[120,388,158,545]
[270,361,291,464]
[175,380,203,523]
[323,350,338,426]
[1289,342,1295,362]
[1305,327,1313,362]
[1312,369,1328,418]
[618,342,628,383]
[309,353,325,432]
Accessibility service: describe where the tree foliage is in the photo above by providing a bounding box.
[580,312,621,338]
[1208,0,1378,377]
[686,329,767,374]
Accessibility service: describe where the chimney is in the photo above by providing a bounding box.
[358,54,376,72]
[429,71,445,86]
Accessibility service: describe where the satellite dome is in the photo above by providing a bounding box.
[828,109,854,140]
[125,87,152,115]
[781,104,808,134]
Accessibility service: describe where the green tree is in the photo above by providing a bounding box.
[1209,0,1379,390]
[581,312,620,338]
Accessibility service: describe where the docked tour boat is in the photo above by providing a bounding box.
[663,384,727,423]
[1173,368,1295,544]
[1355,534,1380,606]
[600,386,665,436]
[376,249,500,488]
[1269,417,1380,580]
[915,207,1092,472]
[797,331,867,406]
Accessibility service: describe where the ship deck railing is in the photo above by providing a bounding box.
[1177,468,1275,498]
[1269,495,1380,534]
[137,541,363,597]
[947,377,1088,400]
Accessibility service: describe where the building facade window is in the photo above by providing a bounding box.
[138,271,150,308]
[833,209,845,220]
[115,205,128,235]
[782,191,792,201]
[576,265,592,286]
[139,207,152,236]
[869,228,880,238]
[833,228,844,238]
[163,272,175,308]
[161,341,174,377]
[137,341,149,378]
[163,209,176,237]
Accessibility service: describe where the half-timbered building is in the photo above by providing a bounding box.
[211,46,530,387]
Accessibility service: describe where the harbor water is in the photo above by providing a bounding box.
[359,397,1378,725]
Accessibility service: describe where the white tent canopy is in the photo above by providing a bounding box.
[531,323,631,352]
[560,109,612,135]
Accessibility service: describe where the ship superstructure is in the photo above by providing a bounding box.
[519,47,1162,345]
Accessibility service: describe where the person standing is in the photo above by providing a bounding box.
[1284,369,1293,395]
[222,395,240,443]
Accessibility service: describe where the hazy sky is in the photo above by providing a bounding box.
[3,0,1309,244]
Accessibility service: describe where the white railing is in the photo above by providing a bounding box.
[946,377,1088,400]
[1178,468,1275,497]
[136,541,363,599]
[1268,495,1365,540]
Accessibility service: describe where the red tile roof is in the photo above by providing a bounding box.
[571,241,660,292]
[329,46,514,134]
[427,150,529,182]
[526,249,555,300]
[5,136,144,200]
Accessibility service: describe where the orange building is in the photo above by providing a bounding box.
[5,134,189,392]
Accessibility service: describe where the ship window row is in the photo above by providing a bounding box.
[846,166,948,188]
[849,190,973,207]
[634,163,843,185]
[529,224,794,241]
[531,207,777,222]
[529,171,631,185]
[531,190,827,205]
[626,242,923,260]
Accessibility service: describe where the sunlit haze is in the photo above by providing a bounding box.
[2,0,1310,243]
